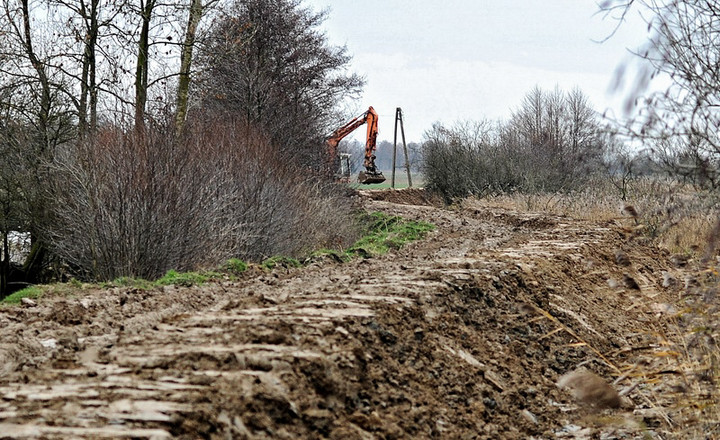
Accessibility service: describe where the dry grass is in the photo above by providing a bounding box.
[471,176,720,437]
[615,276,720,439]
[477,176,720,255]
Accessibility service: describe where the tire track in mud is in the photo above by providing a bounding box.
[0,192,677,439]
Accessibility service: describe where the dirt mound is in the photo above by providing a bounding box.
[359,187,443,206]
[0,190,689,439]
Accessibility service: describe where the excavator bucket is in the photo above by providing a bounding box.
[358,171,386,185]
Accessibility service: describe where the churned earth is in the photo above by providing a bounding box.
[0,188,696,439]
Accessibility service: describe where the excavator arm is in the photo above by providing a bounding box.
[327,106,386,184]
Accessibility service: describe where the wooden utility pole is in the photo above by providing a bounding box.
[391,110,398,187]
[391,107,412,188]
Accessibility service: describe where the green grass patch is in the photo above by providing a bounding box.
[155,269,222,287]
[260,212,433,266]
[347,212,434,257]
[1,285,43,305]
[1,214,432,303]
[98,258,250,291]
[261,256,302,270]
[223,258,248,275]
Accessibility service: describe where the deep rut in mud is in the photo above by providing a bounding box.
[0,189,684,439]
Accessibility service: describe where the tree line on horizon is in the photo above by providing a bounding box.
[418,0,720,202]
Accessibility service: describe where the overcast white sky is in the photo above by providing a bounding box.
[304,0,652,143]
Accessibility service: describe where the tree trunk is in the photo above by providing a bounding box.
[20,0,52,155]
[135,0,155,132]
[1,231,8,297]
[22,237,46,284]
[78,0,99,137]
[175,0,205,130]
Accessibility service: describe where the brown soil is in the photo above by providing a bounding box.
[0,189,692,439]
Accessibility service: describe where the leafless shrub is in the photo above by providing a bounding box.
[422,87,608,203]
[421,120,509,202]
[44,116,357,281]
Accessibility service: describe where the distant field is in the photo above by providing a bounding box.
[352,171,424,189]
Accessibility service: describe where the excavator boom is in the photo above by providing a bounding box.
[326,106,386,184]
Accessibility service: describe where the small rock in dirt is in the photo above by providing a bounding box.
[517,302,535,315]
[661,271,677,288]
[670,253,689,267]
[557,368,621,409]
[217,411,252,437]
[614,250,631,266]
[39,338,57,349]
[252,330,287,345]
[366,321,397,345]
[378,329,397,344]
[302,409,333,432]
[253,390,299,422]
[482,397,498,410]
[622,274,641,291]
[385,422,405,439]
[484,369,506,391]
[259,294,278,304]
[58,331,80,351]
[20,298,36,307]
[684,275,700,289]
[556,424,593,438]
[245,355,273,371]
[521,409,538,424]
[329,424,368,440]
[524,386,538,397]
[482,423,500,436]
[348,411,383,430]
[650,302,677,316]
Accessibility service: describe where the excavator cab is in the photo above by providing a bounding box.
[326,106,386,185]
[336,153,352,182]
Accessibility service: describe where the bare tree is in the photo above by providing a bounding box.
[0,100,32,296]
[422,119,512,202]
[196,0,364,166]
[48,0,107,136]
[0,0,73,154]
[0,0,363,283]
[503,86,606,191]
[603,131,639,201]
[0,0,79,284]
[601,0,720,187]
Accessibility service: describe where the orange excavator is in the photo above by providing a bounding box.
[326,106,386,184]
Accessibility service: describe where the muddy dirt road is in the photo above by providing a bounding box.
[0,189,688,439]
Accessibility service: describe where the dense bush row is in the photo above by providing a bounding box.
[44,117,358,281]
[422,87,608,202]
